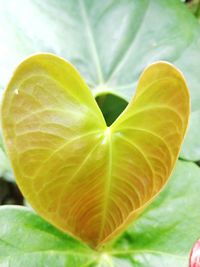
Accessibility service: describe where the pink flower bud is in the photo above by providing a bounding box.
[190,240,200,267]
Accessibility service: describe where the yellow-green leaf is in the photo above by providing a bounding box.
[1,54,190,248]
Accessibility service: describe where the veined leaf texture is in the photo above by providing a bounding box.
[1,54,189,248]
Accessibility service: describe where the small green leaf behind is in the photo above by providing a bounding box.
[95,94,128,127]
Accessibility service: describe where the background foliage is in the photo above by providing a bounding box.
[0,0,200,266]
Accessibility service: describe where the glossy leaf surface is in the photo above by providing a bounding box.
[0,161,200,267]
[1,54,189,247]
[0,0,199,160]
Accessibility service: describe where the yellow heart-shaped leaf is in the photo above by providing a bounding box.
[1,54,189,248]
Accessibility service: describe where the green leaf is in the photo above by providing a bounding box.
[1,54,189,248]
[186,0,200,21]
[0,161,200,267]
[0,206,96,267]
[95,94,128,127]
[0,0,199,160]
[180,110,200,161]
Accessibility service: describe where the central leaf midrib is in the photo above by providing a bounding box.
[98,129,113,244]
